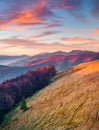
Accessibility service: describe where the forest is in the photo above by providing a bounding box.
[0,65,56,121]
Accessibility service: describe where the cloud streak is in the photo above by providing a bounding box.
[32,31,59,38]
[43,22,62,29]
[0,36,99,55]
[49,0,99,22]
[62,36,99,43]
[91,0,99,20]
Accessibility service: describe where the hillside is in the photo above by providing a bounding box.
[1,60,99,130]
[0,65,56,116]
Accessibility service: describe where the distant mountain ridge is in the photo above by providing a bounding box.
[26,52,99,70]
[0,50,98,84]
[0,55,29,65]
[9,50,97,67]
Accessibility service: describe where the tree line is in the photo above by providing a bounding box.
[0,65,56,122]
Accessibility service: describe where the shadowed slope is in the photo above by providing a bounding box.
[1,60,99,130]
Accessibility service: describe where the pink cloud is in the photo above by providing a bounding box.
[94,28,99,34]
[0,37,99,55]
[62,37,99,43]
[0,0,99,30]
[32,31,59,38]
[43,22,61,29]
[0,0,54,30]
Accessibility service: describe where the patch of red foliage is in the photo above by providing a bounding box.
[0,65,56,116]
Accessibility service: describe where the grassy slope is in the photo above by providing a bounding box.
[1,60,99,130]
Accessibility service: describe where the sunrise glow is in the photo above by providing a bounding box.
[0,0,99,55]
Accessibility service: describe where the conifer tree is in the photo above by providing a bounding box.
[20,97,28,111]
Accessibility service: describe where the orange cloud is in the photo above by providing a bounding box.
[62,37,99,43]
[94,28,99,34]
[0,0,54,30]
[12,10,43,24]
[0,11,43,30]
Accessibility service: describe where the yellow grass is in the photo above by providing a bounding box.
[1,60,99,130]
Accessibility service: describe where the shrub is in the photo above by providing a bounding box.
[20,97,28,111]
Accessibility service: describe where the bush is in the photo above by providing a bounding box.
[20,97,28,111]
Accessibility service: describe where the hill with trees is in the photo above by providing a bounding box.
[0,65,56,123]
[1,60,99,130]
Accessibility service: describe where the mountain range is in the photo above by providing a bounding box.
[0,50,99,84]
[0,55,28,65]
[9,50,96,67]
[26,53,99,70]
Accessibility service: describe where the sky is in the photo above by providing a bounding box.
[0,0,99,55]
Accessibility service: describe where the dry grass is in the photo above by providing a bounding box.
[1,60,99,130]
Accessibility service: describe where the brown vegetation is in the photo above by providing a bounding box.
[0,60,99,130]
